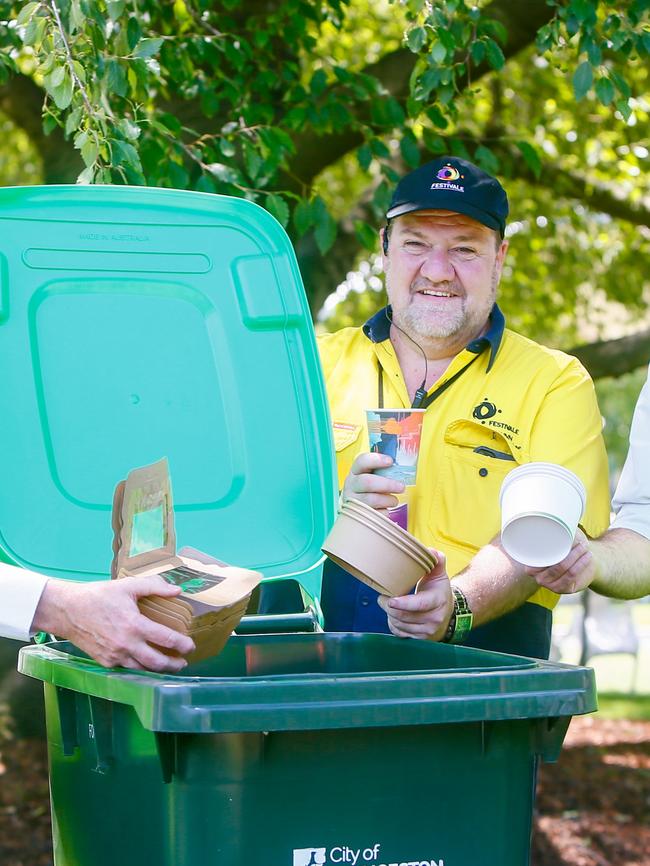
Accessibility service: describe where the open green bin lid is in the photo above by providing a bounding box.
[0,185,337,585]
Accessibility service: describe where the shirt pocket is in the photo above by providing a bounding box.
[333,422,363,452]
[429,420,522,556]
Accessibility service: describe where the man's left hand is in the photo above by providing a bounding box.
[525,527,595,594]
[377,550,453,641]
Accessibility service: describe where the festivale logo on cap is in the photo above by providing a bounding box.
[430,163,464,193]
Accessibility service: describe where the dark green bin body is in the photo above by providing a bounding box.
[19,633,596,866]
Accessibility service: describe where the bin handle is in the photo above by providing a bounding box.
[235,609,322,635]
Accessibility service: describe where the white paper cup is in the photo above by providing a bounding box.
[499,462,586,567]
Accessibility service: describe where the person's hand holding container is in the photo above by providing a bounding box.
[499,462,587,568]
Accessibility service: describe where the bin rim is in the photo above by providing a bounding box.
[18,633,598,735]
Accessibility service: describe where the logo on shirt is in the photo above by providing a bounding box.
[473,398,499,420]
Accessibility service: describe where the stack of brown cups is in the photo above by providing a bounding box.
[322,498,436,597]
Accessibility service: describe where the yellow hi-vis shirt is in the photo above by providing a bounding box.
[317,305,611,611]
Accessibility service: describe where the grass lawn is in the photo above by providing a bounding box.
[596,691,650,719]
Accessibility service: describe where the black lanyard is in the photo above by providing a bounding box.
[377,343,486,410]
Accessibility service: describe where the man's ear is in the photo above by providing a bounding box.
[381,226,389,256]
[494,238,509,281]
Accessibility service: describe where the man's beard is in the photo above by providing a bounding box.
[390,268,498,344]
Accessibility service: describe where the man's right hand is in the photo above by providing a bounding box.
[32,576,196,672]
[341,452,406,510]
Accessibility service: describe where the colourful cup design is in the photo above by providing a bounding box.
[366,409,426,487]
[387,502,408,530]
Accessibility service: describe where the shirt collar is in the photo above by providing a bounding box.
[362,303,505,372]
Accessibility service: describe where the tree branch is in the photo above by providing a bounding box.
[286,0,556,188]
[569,329,650,380]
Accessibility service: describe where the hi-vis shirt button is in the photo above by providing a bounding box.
[479,467,488,477]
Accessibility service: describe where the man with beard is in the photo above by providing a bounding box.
[317,156,611,658]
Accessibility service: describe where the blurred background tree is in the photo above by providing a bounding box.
[0,0,647,469]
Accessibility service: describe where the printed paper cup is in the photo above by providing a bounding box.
[366,408,426,487]
[500,462,586,568]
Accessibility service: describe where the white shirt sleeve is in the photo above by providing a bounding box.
[0,562,50,641]
[611,365,650,539]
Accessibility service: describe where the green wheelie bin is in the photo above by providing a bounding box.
[18,632,596,866]
[0,185,596,866]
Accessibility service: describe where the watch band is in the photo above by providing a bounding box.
[442,586,473,644]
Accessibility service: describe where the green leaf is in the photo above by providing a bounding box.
[357,143,372,172]
[134,38,164,59]
[354,220,377,252]
[474,145,500,175]
[470,41,486,64]
[219,138,236,158]
[595,76,615,106]
[127,16,142,51]
[52,73,74,110]
[243,141,263,181]
[77,165,96,185]
[195,175,216,194]
[372,180,392,214]
[23,14,46,47]
[112,139,142,170]
[265,194,290,228]
[536,24,553,53]
[106,0,126,21]
[80,137,99,168]
[426,105,449,129]
[610,70,631,99]
[369,138,390,159]
[481,19,508,45]
[16,2,39,26]
[449,138,470,159]
[430,41,447,64]
[106,60,127,97]
[516,141,542,179]
[615,98,632,122]
[400,131,420,169]
[438,83,454,105]
[385,97,405,125]
[72,60,86,84]
[293,199,313,236]
[573,61,593,101]
[407,26,427,53]
[569,0,595,22]
[49,65,66,88]
[310,68,327,96]
[422,129,446,154]
[69,0,85,33]
[205,162,240,184]
[314,208,337,255]
[485,38,505,70]
[65,107,83,137]
[118,118,141,141]
[42,113,58,135]
[585,40,602,66]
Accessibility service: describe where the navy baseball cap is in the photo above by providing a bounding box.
[386,156,509,236]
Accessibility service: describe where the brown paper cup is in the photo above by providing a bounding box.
[322,508,433,597]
